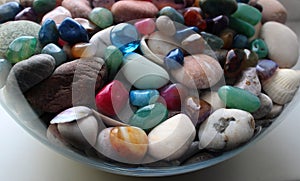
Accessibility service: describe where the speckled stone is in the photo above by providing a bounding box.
[234,67,261,96]
[0,20,41,58]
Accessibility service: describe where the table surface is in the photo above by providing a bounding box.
[1,8,300,181]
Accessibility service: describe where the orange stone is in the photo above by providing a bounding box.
[71,43,96,58]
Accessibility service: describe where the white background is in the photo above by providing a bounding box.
[1,1,300,180]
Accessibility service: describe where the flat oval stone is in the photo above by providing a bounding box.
[32,0,56,15]
[0,59,12,88]
[252,93,273,119]
[39,19,59,46]
[129,89,160,107]
[41,6,72,25]
[260,21,299,68]
[250,38,268,59]
[104,45,123,80]
[134,18,156,35]
[158,6,184,24]
[148,113,196,161]
[111,1,158,23]
[0,20,41,58]
[14,7,38,22]
[95,80,129,117]
[62,0,92,19]
[121,53,170,89]
[256,59,278,80]
[25,57,107,113]
[199,0,238,17]
[0,2,23,24]
[89,7,113,29]
[228,17,255,38]
[171,54,223,89]
[41,43,67,66]
[155,15,176,36]
[5,54,55,93]
[231,3,262,25]
[129,103,168,131]
[218,85,261,112]
[58,17,89,44]
[164,48,184,70]
[159,83,188,111]
[234,67,261,96]
[6,36,37,64]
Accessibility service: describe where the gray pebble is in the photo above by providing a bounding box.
[234,67,261,96]
[252,93,273,119]
[0,59,11,88]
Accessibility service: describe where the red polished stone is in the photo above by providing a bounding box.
[183,9,207,30]
[159,83,188,111]
[95,80,129,117]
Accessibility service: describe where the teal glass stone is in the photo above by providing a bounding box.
[41,43,67,66]
[129,89,160,107]
[229,17,255,38]
[32,0,56,15]
[6,36,37,64]
[128,103,168,131]
[104,45,123,80]
[231,3,262,25]
[159,6,184,24]
[89,7,113,29]
[110,23,140,54]
[218,85,261,112]
[200,32,224,50]
[250,39,268,59]
[0,59,12,88]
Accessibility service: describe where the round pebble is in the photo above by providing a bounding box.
[89,7,113,29]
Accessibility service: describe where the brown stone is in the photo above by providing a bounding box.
[25,57,107,113]
[41,6,72,25]
[62,0,92,19]
[111,1,159,23]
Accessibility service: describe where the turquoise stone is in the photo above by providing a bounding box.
[41,43,67,66]
[0,59,12,88]
[159,6,184,24]
[58,17,89,44]
[218,85,261,112]
[231,3,262,25]
[129,89,160,107]
[89,7,113,29]
[129,103,168,131]
[164,48,184,70]
[199,0,238,17]
[0,2,23,24]
[6,36,37,64]
[104,45,123,80]
[232,34,248,49]
[250,39,268,59]
[32,0,56,15]
[110,23,140,54]
[39,19,59,46]
[200,32,224,50]
[229,17,255,38]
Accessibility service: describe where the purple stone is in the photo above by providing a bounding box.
[256,59,278,80]
[15,7,38,22]
[206,15,229,35]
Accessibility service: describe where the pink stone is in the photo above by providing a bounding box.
[41,6,72,25]
[62,0,92,19]
[134,18,156,35]
[159,83,188,111]
[95,80,129,117]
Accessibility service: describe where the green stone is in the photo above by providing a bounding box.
[250,39,268,59]
[89,7,113,29]
[41,43,67,66]
[200,32,224,50]
[229,17,255,38]
[218,85,261,112]
[104,45,123,80]
[242,49,259,69]
[128,103,168,131]
[199,0,238,17]
[32,0,56,15]
[231,3,262,25]
[159,6,184,24]
[6,36,37,64]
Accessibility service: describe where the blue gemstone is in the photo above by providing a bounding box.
[232,34,248,49]
[174,27,200,42]
[110,23,140,54]
[256,59,278,80]
[129,89,160,107]
[41,43,67,66]
[39,19,59,46]
[0,59,12,88]
[164,48,184,70]
[0,2,23,24]
[58,17,89,44]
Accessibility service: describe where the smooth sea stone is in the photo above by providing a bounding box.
[25,57,107,113]
[14,7,38,22]
[200,91,225,111]
[152,0,186,10]
[219,28,235,49]
[218,85,261,113]
[39,19,59,46]
[91,0,115,9]
[260,22,299,68]
[41,43,67,66]
[249,22,262,42]
[174,27,199,42]
[90,26,114,58]
[41,6,72,25]
[199,0,238,17]
[183,8,206,31]
[228,17,255,38]
[62,0,92,19]
[71,43,97,58]
[0,59,12,88]
[200,32,224,50]
[134,18,156,35]
[104,45,123,80]
[32,0,56,15]
[129,103,168,131]
[232,34,248,49]
[89,7,113,29]
[74,18,98,34]
[58,17,89,44]
[159,6,184,24]
[111,1,158,23]
[5,54,55,93]
[234,67,261,96]
[231,3,262,25]
[148,113,196,161]
[122,53,169,89]
[264,104,283,119]
[0,2,23,24]
[0,20,41,58]
[155,15,176,36]
[181,33,207,55]
[252,93,273,119]
[129,89,159,107]
[250,0,287,24]
[250,38,268,59]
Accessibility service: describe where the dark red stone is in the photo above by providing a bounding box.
[159,83,188,111]
[183,9,207,30]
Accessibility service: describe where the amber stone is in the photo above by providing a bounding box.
[183,9,206,31]
[71,43,96,58]
[219,28,236,49]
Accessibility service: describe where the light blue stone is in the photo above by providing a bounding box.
[0,59,12,88]
[41,43,67,66]
[130,89,160,107]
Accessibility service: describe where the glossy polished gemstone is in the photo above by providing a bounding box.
[110,23,140,54]
[200,32,224,50]
[242,49,259,69]
[256,59,279,80]
[129,103,168,131]
[0,2,23,24]
[224,49,247,78]
[232,34,248,49]
[14,7,38,22]
[219,28,235,49]
[41,43,67,66]
[32,0,56,15]
[89,7,113,29]
[104,45,123,80]
[129,89,160,107]
[229,17,255,38]
[174,27,200,42]
[218,85,261,112]
[71,43,96,58]
[159,83,188,111]
[134,18,156,35]
[250,39,268,59]
[199,0,238,17]
[6,36,37,64]
[164,48,184,70]
[231,3,262,25]
[58,17,89,44]
[206,15,229,35]
[95,80,129,117]
[39,19,59,46]
[158,6,184,24]
[183,9,206,30]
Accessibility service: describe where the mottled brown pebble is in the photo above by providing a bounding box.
[62,0,92,19]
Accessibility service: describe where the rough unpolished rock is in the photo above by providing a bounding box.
[25,57,107,113]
